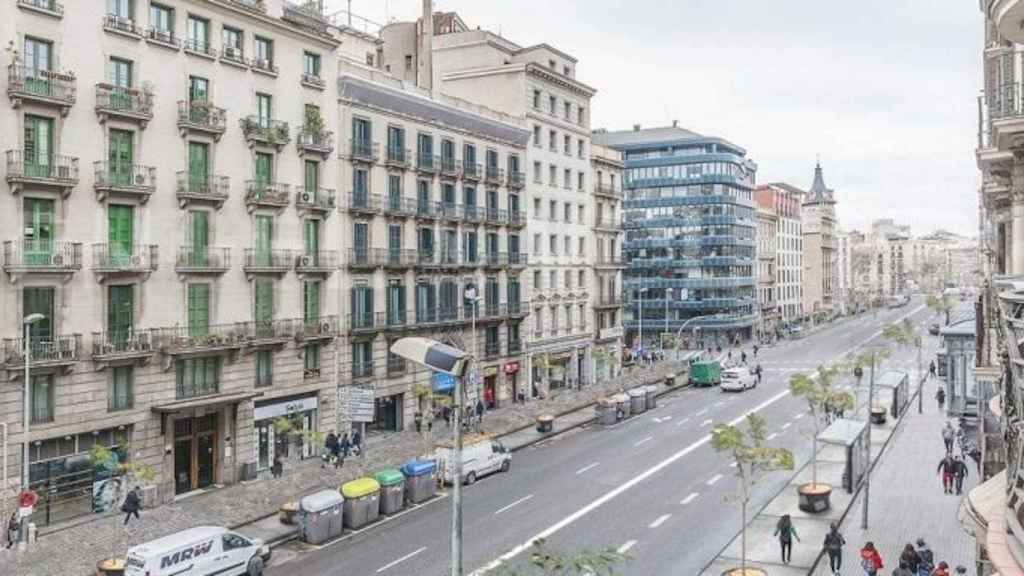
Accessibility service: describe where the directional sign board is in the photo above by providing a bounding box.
[346,384,375,423]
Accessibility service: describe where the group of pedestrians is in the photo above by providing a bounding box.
[322,430,363,469]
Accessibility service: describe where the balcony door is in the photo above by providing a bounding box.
[188,211,209,266]
[254,152,272,195]
[108,129,133,186]
[255,215,272,267]
[24,197,54,265]
[387,126,404,156]
[351,284,372,328]
[188,142,209,193]
[187,283,210,337]
[108,58,133,110]
[24,287,54,343]
[353,222,368,262]
[24,115,53,178]
[352,117,371,148]
[386,281,405,325]
[254,279,273,336]
[108,204,134,265]
[303,219,320,261]
[23,37,52,95]
[108,285,134,344]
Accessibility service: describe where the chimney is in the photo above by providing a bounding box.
[418,0,434,91]
[633,124,641,132]
[672,119,678,127]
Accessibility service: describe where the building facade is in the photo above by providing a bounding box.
[594,124,759,349]
[755,204,779,336]
[801,162,838,320]
[835,229,851,314]
[0,0,349,525]
[754,184,803,323]
[590,143,624,380]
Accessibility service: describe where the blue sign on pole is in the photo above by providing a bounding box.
[432,371,456,394]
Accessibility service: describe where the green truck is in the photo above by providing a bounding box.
[688,360,722,387]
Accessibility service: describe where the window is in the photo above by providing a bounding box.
[533,125,541,146]
[549,200,557,220]
[24,115,53,178]
[109,57,133,88]
[485,326,499,356]
[534,307,543,332]
[533,161,542,183]
[548,130,556,150]
[187,142,209,191]
[564,203,571,222]
[549,164,556,185]
[563,65,570,76]
[564,101,571,120]
[464,142,477,166]
[578,205,585,222]
[564,270,571,289]
[108,0,132,19]
[549,270,556,289]
[578,140,584,157]
[578,172,585,190]
[564,134,571,153]
[564,235,571,255]
[186,15,210,52]
[532,89,541,109]
[150,4,173,34]
[417,133,433,163]
[107,284,134,340]
[187,283,210,336]
[578,106,585,125]
[549,95,556,113]
[578,237,585,256]
[23,37,52,80]
[254,36,274,67]
[303,51,321,78]
[304,343,320,378]
[188,75,209,103]
[549,235,557,255]
[109,365,133,411]
[533,270,542,290]
[303,280,321,324]
[532,233,541,254]
[564,168,571,189]
[256,93,272,126]
[551,306,559,333]
[30,374,54,423]
[578,269,586,287]
[352,341,372,377]
[222,27,243,59]
[404,54,413,70]
[176,357,219,399]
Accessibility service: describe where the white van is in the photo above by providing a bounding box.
[124,526,270,576]
[436,437,511,485]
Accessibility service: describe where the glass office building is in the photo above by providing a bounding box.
[593,125,758,349]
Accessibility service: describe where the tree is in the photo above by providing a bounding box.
[790,366,854,493]
[926,292,955,325]
[592,346,618,382]
[711,414,794,575]
[491,539,629,576]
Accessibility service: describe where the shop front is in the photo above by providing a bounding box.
[253,394,319,478]
[372,393,404,432]
[504,361,521,403]
[483,366,499,409]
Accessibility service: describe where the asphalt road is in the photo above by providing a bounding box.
[268,299,938,576]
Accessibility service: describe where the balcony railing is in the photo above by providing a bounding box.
[347,192,381,214]
[239,318,294,342]
[484,341,501,358]
[7,65,76,111]
[508,301,528,316]
[251,57,278,75]
[507,171,525,189]
[595,184,622,198]
[382,248,417,268]
[508,252,528,267]
[243,249,293,273]
[301,73,325,89]
[438,202,460,220]
[485,166,504,186]
[484,208,507,225]
[415,306,472,325]
[594,296,623,308]
[152,323,247,354]
[298,127,334,156]
[17,0,64,17]
[95,84,153,124]
[484,252,507,268]
[176,172,229,206]
[594,217,621,230]
[102,14,142,37]
[416,200,437,219]
[348,312,379,332]
[388,356,407,376]
[417,153,439,174]
[384,195,416,217]
[385,147,410,169]
[220,45,248,67]
[294,315,339,340]
[175,246,230,273]
[245,180,291,209]
[91,243,158,274]
[440,157,461,177]
[508,338,522,354]
[5,150,78,192]
[3,240,82,272]
[94,162,157,201]
[241,116,290,147]
[352,360,374,379]
[462,205,482,223]
[349,139,379,163]
[184,38,217,59]
[347,248,378,269]
[144,27,180,49]
[3,334,81,367]
[463,162,481,181]
[177,100,227,137]
[508,211,527,228]
[296,188,336,212]
[92,330,154,360]
[295,251,339,273]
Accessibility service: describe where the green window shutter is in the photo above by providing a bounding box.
[190,211,209,266]
[255,215,272,265]
[255,153,272,188]
[188,284,210,337]
[24,287,53,342]
[304,281,320,324]
[107,204,133,264]
[256,350,272,387]
[304,160,318,193]
[188,142,208,192]
[107,285,134,343]
[24,116,52,177]
[24,197,54,265]
[109,129,133,186]
[304,219,319,256]
[254,278,273,329]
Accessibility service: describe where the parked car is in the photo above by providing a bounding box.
[929,323,941,335]
[435,436,511,485]
[125,526,270,576]
[689,360,722,387]
[720,367,756,392]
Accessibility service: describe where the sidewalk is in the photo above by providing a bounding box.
[0,360,684,576]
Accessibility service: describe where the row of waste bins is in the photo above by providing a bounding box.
[296,458,439,544]
[595,385,659,425]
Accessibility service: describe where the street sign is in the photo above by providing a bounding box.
[345,384,375,423]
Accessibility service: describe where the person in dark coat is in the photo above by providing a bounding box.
[6,512,19,549]
[271,454,284,478]
[755,364,763,385]
[351,429,362,456]
[915,539,935,576]
[774,514,799,564]
[938,454,956,494]
[121,486,141,525]
[339,433,351,458]
[953,455,970,495]
[323,432,338,468]
[936,387,946,410]
[822,522,845,573]
[898,543,921,574]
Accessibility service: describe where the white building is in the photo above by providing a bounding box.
[756,204,779,334]
[835,229,852,313]
[590,142,623,381]
[755,183,803,324]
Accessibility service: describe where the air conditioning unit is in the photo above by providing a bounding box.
[321,322,331,334]
[50,253,64,266]
[130,255,142,267]
[256,59,271,69]
[299,255,312,267]
[301,192,312,203]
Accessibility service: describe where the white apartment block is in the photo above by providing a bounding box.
[835,229,851,314]
[0,0,352,524]
[755,184,803,324]
[590,143,623,381]
[756,204,779,333]
[335,59,531,426]
[380,10,599,396]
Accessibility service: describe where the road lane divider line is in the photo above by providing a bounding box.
[781,422,791,430]
[707,474,723,486]
[470,388,791,575]
[766,433,778,441]
[793,413,804,420]
[494,494,534,515]
[700,419,713,427]
[676,418,691,427]
[575,462,599,475]
[617,540,637,554]
[696,408,709,416]
[649,514,671,528]
[376,547,427,573]
[634,436,654,447]
[680,492,699,505]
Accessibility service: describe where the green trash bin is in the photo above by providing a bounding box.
[375,469,405,515]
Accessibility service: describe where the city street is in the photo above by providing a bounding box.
[267,300,935,576]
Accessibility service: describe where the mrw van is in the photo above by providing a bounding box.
[124,526,270,576]
[435,435,511,485]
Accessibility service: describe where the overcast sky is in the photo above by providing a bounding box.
[327,0,982,237]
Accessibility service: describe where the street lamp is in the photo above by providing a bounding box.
[390,337,469,576]
[672,313,725,359]
[22,312,45,492]
[637,287,648,357]
[463,286,483,402]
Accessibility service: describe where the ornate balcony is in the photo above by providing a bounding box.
[241,116,290,149]
[508,301,529,318]
[95,84,153,127]
[509,252,529,268]
[462,162,481,181]
[295,251,338,275]
[7,65,76,115]
[243,248,293,277]
[293,315,339,342]
[485,166,505,186]
[244,181,291,212]
[382,248,417,270]
[3,240,81,282]
[251,57,278,77]
[301,73,325,90]
[595,183,622,199]
[145,27,180,51]
[484,251,506,269]
[3,335,81,376]
[348,139,379,164]
[438,202,460,222]
[595,254,626,269]
[484,207,507,227]
[384,196,416,218]
[152,323,246,357]
[177,101,227,140]
[17,0,64,18]
[184,38,218,60]
[94,161,156,203]
[440,157,461,179]
[176,171,229,209]
[352,360,374,380]
[594,295,623,309]
[5,150,78,196]
[92,330,155,365]
[383,310,410,331]
[416,153,439,175]
[508,338,522,354]
[507,171,525,189]
[348,312,379,334]
[594,217,621,232]
[175,246,230,275]
[415,199,438,220]
[508,211,527,228]
[415,251,440,270]
[346,248,380,270]
[384,147,410,170]
[102,14,143,39]
[296,188,336,216]
[91,243,158,282]
[483,341,501,359]
[238,318,294,346]
[346,192,381,215]
[462,205,483,224]
[220,45,248,68]
[297,127,334,157]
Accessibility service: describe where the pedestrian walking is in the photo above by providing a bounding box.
[121,485,142,526]
[823,522,845,574]
[753,344,759,357]
[774,514,799,565]
[860,542,884,576]
[755,364,763,385]
[938,453,956,494]
[339,433,351,458]
[953,455,969,495]
[443,405,452,428]
[929,360,936,379]
[936,387,946,411]
[323,431,338,468]
[727,349,733,362]
[942,421,955,453]
[741,350,747,365]
[271,454,284,478]
[916,539,935,576]
[414,412,423,433]
[351,429,363,456]
[899,543,921,574]
[6,512,19,549]
[930,561,950,576]
[475,399,485,423]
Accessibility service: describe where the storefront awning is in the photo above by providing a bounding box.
[151,390,264,413]
[959,470,1005,541]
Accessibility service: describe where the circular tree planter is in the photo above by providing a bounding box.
[870,405,887,425]
[721,568,767,576]
[279,500,299,525]
[96,558,126,576]
[797,482,832,513]
[536,414,554,434]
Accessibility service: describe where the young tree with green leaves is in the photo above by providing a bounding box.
[926,292,955,324]
[711,414,795,576]
[789,366,854,494]
[491,539,629,576]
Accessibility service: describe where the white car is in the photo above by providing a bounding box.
[720,367,756,392]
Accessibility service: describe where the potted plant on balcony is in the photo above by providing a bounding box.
[712,414,794,576]
[789,365,853,514]
[304,106,324,136]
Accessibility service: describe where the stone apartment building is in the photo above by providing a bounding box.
[800,162,838,320]
[754,183,803,324]
[0,0,354,525]
[755,204,779,336]
[590,142,623,380]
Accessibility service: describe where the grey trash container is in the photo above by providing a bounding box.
[629,388,647,414]
[595,400,617,426]
[401,459,437,504]
[610,393,631,420]
[645,385,658,410]
[298,489,345,544]
[375,469,405,515]
[341,478,381,530]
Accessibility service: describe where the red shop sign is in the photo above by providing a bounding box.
[503,362,520,374]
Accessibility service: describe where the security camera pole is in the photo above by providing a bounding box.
[390,337,470,576]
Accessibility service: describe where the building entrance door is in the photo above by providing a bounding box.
[173,413,218,494]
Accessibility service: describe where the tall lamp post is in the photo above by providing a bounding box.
[463,286,483,405]
[22,313,45,492]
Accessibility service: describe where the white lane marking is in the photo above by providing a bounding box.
[680,492,700,505]
[707,474,723,486]
[696,408,709,416]
[713,401,725,408]
[470,388,791,575]
[649,514,671,528]
[676,418,691,427]
[700,419,713,427]
[634,436,654,447]
[617,540,637,554]
[729,462,738,468]
[494,494,534,515]
[661,415,673,421]
[575,462,599,475]
[377,547,427,573]
[767,433,778,441]
[793,413,804,420]
[781,422,791,430]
